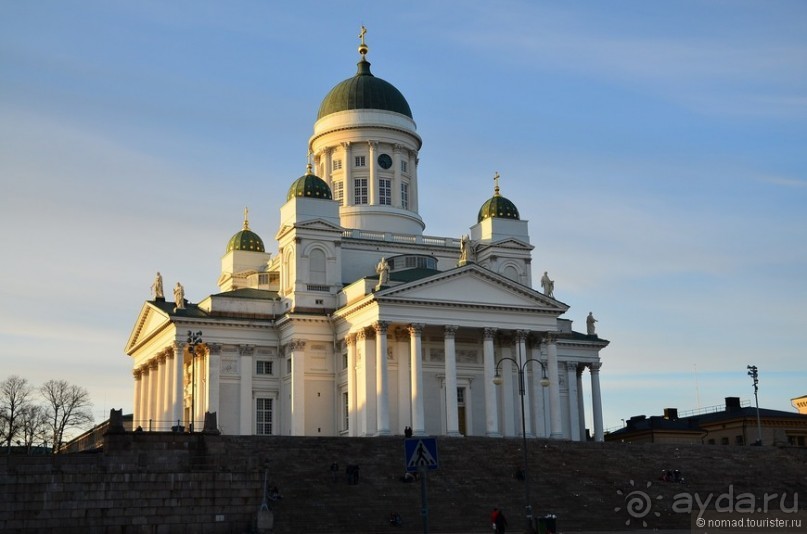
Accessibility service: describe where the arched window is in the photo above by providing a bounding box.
[501,265,519,283]
[309,249,326,285]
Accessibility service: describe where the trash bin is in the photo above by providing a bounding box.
[537,514,557,534]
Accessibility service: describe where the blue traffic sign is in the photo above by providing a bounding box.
[404,437,439,472]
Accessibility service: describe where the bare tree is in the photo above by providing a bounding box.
[20,404,49,454]
[40,379,94,453]
[1,376,34,454]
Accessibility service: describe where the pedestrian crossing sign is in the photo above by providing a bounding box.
[404,437,439,472]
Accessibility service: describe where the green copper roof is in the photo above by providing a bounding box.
[317,59,412,120]
[477,177,521,223]
[226,209,265,253]
[227,229,265,253]
[286,169,333,201]
[477,193,520,223]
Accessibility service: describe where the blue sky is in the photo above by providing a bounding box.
[1,1,805,432]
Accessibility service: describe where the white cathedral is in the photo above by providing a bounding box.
[125,31,609,441]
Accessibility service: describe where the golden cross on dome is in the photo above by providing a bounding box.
[493,171,500,194]
[243,206,250,230]
[358,25,369,57]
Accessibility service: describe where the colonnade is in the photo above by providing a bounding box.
[131,343,224,431]
[340,323,605,441]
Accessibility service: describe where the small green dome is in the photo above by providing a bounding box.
[477,178,520,222]
[226,208,265,253]
[286,166,333,201]
[317,59,412,120]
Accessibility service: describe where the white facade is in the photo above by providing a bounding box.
[125,36,609,441]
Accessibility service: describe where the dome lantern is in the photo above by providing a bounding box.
[316,26,413,120]
[226,207,266,253]
[477,172,521,223]
[286,163,333,201]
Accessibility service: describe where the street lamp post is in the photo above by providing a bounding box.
[187,330,203,432]
[493,343,550,533]
[747,365,762,446]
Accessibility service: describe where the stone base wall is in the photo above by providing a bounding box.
[1,432,805,533]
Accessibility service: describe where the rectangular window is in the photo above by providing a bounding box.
[342,353,348,370]
[354,178,368,205]
[342,391,349,431]
[401,160,408,173]
[354,155,366,167]
[457,387,465,404]
[332,159,342,171]
[256,360,273,375]
[379,178,391,205]
[401,182,409,210]
[256,398,273,435]
[287,358,292,374]
[333,181,344,204]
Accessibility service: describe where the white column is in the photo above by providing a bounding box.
[342,142,353,205]
[374,321,390,436]
[392,144,402,207]
[323,147,333,184]
[288,341,306,436]
[206,344,221,416]
[546,335,563,439]
[346,334,358,437]
[501,344,515,437]
[483,328,500,437]
[409,324,425,436]
[239,345,254,435]
[576,366,586,440]
[444,325,461,437]
[193,355,204,428]
[355,330,368,436]
[159,353,170,426]
[590,361,604,442]
[142,364,153,428]
[567,362,580,441]
[154,355,165,428]
[132,369,142,427]
[396,328,411,433]
[516,331,533,437]
[529,345,547,437]
[368,141,377,204]
[361,329,377,436]
[410,150,419,212]
[172,343,184,427]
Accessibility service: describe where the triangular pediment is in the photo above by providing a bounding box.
[125,302,172,354]
[376,264,567,312]
[478,237,533,250]
[275,218,344,240]
[293,219,344,232]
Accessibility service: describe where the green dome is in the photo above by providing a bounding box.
[227,229,265,253]
[286,167,333,201]
[317,59,412,120]
[477,191,520,223]
[226,209,265,253]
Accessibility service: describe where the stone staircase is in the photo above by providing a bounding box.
[3,433,804,533]
[201,435,807,533]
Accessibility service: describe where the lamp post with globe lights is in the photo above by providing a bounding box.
[747,365,762,446]
[493,336,551,532]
